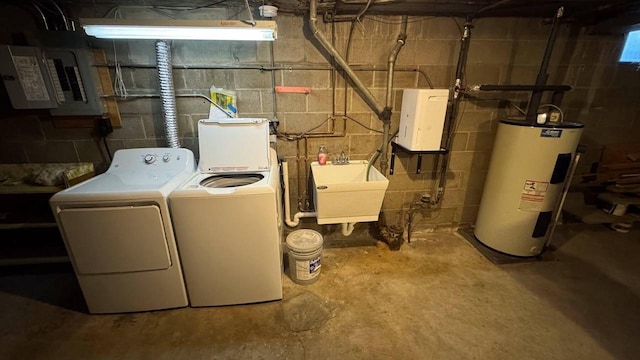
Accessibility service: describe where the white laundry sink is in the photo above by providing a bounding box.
[311,161,389,225]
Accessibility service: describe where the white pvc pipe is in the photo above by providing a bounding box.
[289,211,318,227]
[282,161,317,227]
[341,222,356,236]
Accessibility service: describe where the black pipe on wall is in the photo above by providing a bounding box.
[435,18,473,204]
[477,84,572,92]
[525,7,565,122]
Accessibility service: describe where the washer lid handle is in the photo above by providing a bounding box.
[201,118,268,125]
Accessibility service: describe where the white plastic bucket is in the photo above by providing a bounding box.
[286,229,323,285]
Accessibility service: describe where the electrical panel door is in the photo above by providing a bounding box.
[0,45,58,109]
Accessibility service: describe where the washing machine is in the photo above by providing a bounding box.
[169,118,283,307]
[50,148,195,314]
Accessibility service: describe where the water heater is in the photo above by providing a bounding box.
[396,89,449,151]
[474,119,583,257]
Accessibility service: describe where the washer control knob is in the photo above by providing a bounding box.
[162,154,171,163]
[144,154,156,164]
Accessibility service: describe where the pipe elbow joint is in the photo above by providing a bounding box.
[380,107,392,123]
[341,222,356,237]
[309,23,319,34]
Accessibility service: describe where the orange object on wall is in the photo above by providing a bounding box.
[274,86,311,94]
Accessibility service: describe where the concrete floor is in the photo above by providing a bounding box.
[0,224,638,359]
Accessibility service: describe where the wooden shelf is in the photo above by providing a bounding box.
[0,163,93,266]
[0,184,64,266]
[0,223,58,230]
[0,226,67,267]
[0,184,62,195]
[0,256,69,266]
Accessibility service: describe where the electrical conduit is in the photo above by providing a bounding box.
[156,40,180,148]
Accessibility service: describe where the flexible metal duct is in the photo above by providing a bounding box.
[155,40,180,148]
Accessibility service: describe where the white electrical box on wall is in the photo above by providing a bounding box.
[396,88,449,151]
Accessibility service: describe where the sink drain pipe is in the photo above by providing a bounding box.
[156,40,180,148]
[283,161,317,227]
[341,222,356,236]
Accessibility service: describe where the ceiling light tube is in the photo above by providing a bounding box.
[80,19,277,41]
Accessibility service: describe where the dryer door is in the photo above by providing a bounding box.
[58,205,171,274]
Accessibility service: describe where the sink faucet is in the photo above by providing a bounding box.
[333,151,350,165]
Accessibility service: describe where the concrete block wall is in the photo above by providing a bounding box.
[1,5,639,232]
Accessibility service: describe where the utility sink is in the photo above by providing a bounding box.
[311,161,389,225]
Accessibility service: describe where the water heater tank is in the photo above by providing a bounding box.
[474,119,583,257]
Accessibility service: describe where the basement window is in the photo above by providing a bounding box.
[620,30,640,63]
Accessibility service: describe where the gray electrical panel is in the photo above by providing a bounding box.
[0,32,105,116]
[39,31,104,116]
[0,45,58,109]
[44,48,104,116]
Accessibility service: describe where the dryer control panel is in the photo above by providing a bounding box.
[108,148,196,186]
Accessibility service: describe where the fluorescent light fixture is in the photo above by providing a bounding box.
[80,19,277,41]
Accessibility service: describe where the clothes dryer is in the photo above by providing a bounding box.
[50,148,195,313]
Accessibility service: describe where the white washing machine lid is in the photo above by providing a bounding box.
[198,118,270,174]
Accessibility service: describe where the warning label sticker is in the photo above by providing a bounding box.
[519,180,549,212]
[12,56,50,101]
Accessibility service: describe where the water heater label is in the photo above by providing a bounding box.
[519,180,549,212]
[540,129,562,138]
